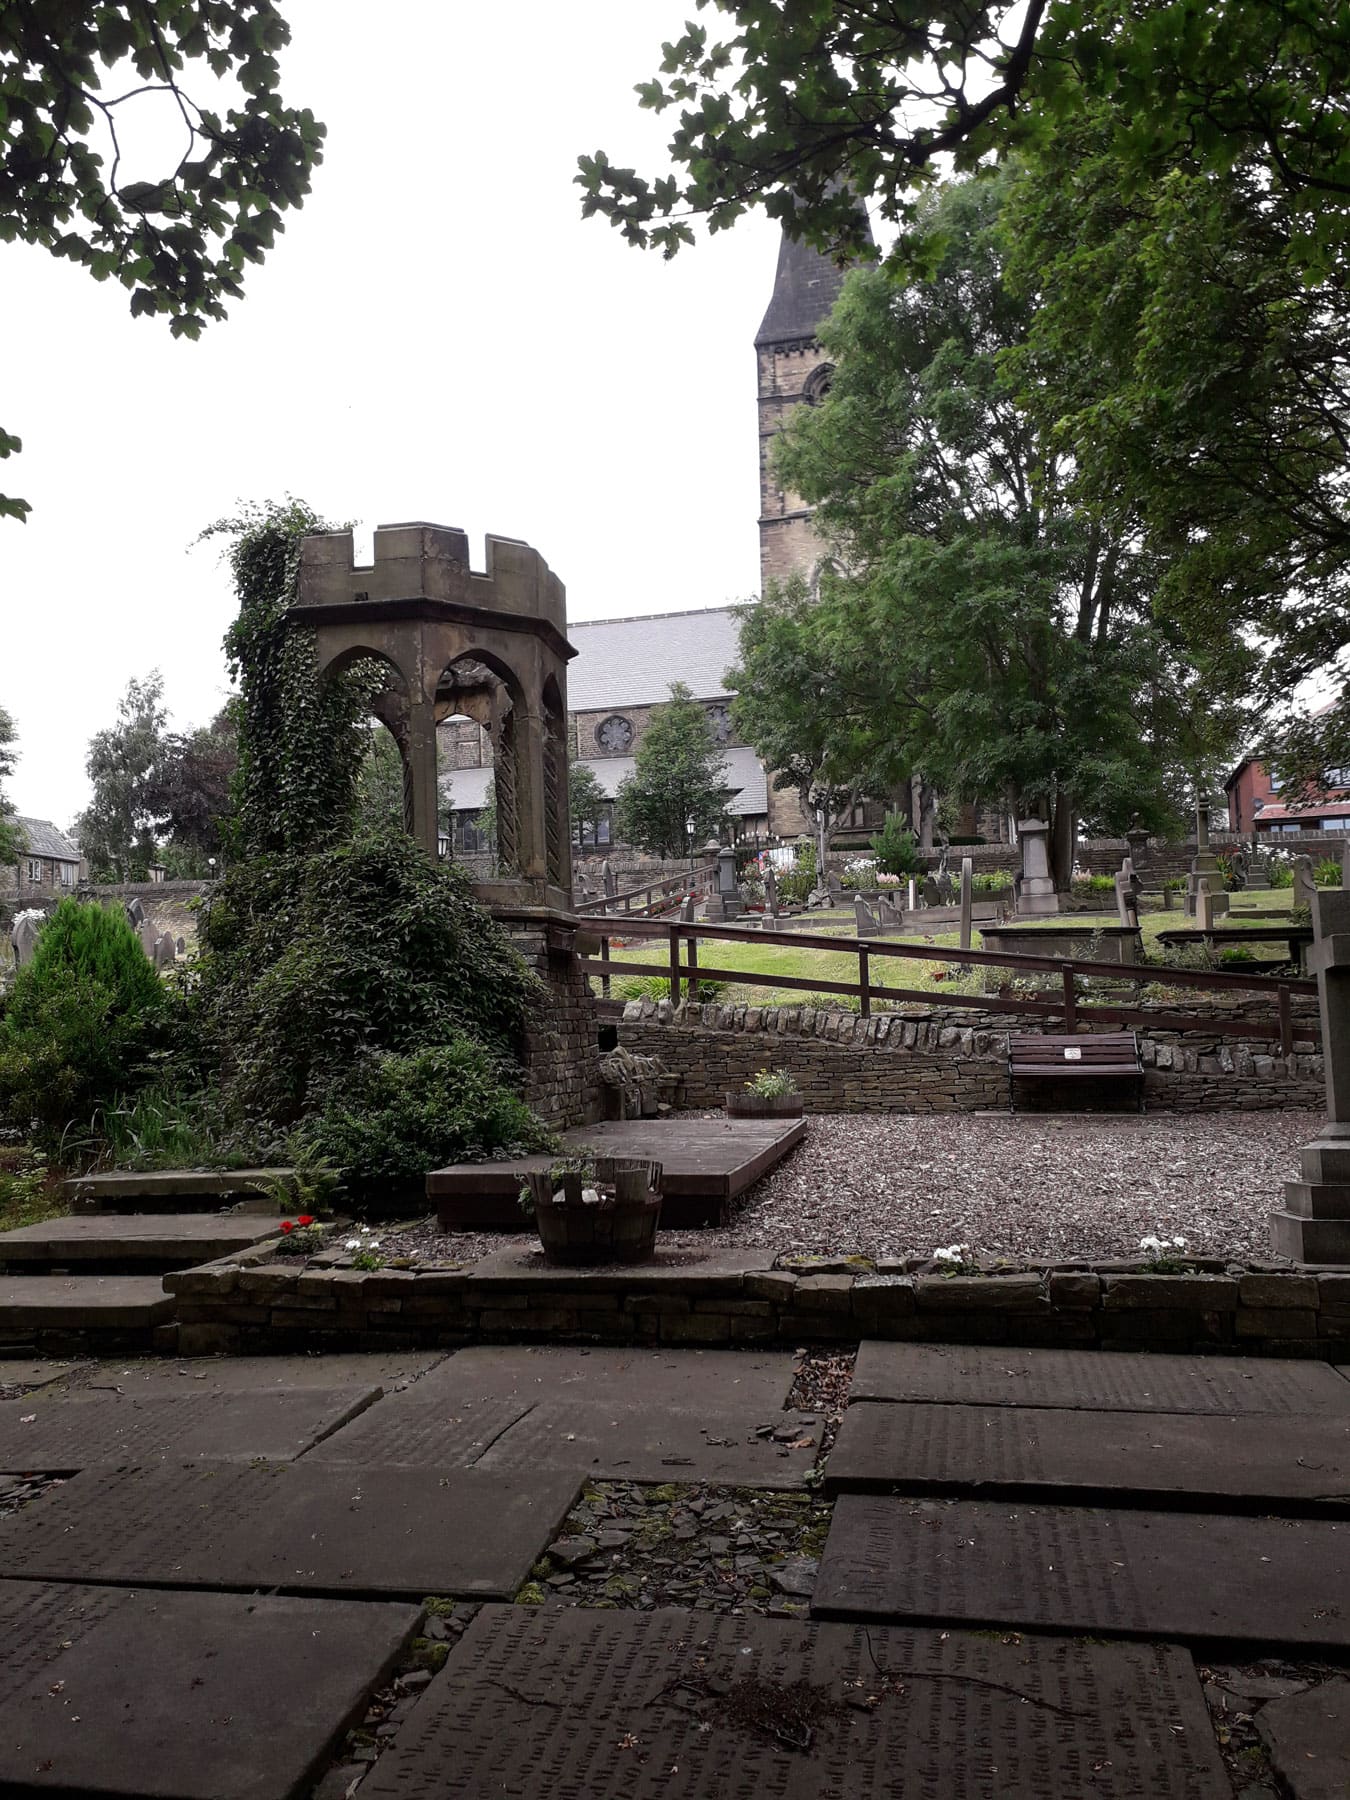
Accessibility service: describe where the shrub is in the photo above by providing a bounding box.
[745,1067,798,1097]
[971,872,1013,893]
[869,813,922,877]
[0,901,166,1147]
[1268,861,1294,888]
[1070,874,1116,896]
[309,1038,556,1199]
[609,974,726,1004]
[1315,857,1342,886]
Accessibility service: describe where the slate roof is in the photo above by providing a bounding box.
[15,817,79,863]
[756,228,854,346]
[565,609,745,710]
[444,746,768,819]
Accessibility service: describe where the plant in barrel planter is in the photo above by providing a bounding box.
[519,1154,664,1265]
[726,1068,804,1119]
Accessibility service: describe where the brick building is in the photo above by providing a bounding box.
[0,817,80,902]
[1224,755,1350,837]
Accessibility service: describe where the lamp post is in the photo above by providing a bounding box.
[686,813,696,883]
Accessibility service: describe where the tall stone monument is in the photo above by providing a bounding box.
[1270,887,1350,1262]
[959,855,974,952]
[1184,799,1229,919]
[1015,818,1059,917]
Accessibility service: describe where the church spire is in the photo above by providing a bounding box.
[755,229,852,347]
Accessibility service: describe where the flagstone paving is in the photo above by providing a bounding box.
[850,1340,1350,1414]
[0,1461,580,1600]
[356,1605,1230,1799]
[824,1398,1350,1510]
[0,1579,420,1799]
[0,1384,383,1470]
[812,1494,1350,1649]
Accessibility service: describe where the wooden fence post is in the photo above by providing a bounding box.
[669,927,681,1007]
[600,935,610,1000]
[687,933,699,1000]
[1062,962,1078,1032]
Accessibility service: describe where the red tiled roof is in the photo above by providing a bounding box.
[1254,799,1350,822]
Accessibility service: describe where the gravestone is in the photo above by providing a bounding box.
[679,893,696,924]
[152,932,177,969]
[959,856,973,952]
[1125,814,1151,881]
[1230,845,1249,891]
[1194,874,1214,931]
[762,862,778,916]
[175,936,186,955]
[125,897,145,930]
[854,894,878,936]
[1185,799,1229,918]
[935,866,954,904]
[921,874,941,906]
[1292,853,1317,909]
[877,893,902,931]
[907,877,917,910]
[11,913,42,967]
[1015,817,1059,916]
[1114,857,1141,929]
[1272,886,1350,1262]
[601,859,615,901]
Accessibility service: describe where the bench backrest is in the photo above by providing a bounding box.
[1008,1032,1139,1067]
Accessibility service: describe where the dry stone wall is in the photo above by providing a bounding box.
[617,998,1324,1115]
[508,926,603,1129]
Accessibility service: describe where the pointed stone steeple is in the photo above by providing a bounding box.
[754,209,872,591]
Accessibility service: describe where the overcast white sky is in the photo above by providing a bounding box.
[1,1,784,825]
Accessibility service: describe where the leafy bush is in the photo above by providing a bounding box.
[776,867,814,906]
[1315,857,1343,886]
[0,901,166,1147]
[609,974,726,1004]
[1268,862,1294,888]
[745,1067,798,1097]
[309,1038,556,1198]
[1071,874,1116,896]
[193,833,542,1135]
[971,872,1013,893]
[869,813,922,877]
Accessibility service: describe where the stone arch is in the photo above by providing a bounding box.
[803,362,835,403]
[435,648,531,877]
[316,646,418,836]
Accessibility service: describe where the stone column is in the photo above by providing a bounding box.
[1015,818,1059,917]
[1186,799,1229,919]
[959,855,973,951]
[1270,888,1350,1262]
[405,694,441,858]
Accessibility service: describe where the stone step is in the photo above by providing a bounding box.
[0,1276,175,1355]
[812,1494,1350,1650]
[824,1399,1350,1513]
[0,1213,279,1273]
[66,1168,290,1214]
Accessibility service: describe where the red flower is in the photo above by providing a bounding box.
[296,1215,315,1226]
[279,1220,294,1233]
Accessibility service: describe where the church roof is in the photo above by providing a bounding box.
[755,229,851,346]
[565,608,744,710]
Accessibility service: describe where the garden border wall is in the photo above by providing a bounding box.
[159,1245,1350,1361]
[615,1000,1325,1115]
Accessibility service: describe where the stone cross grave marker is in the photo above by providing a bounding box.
[1271,887,1350,1262]
[1185,800,1228,919]
[959,856,973,952]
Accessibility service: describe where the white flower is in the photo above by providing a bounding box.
[1139,1235,1164,1254]
[933,1244,970,1265]
[344,1238,360,1250]
[1171,1236,1187,1249]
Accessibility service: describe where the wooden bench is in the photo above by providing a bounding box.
[1007,1032,1144,1113]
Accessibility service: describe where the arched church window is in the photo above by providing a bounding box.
[595,714,635,753]
[803,363,834,403]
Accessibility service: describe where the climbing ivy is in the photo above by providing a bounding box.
[202,497,381,855]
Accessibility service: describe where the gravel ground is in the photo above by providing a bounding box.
[374,1110,1321,1267]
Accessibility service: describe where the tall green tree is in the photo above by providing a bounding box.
[355,724,406,835]
[0,706,25,865]
[568,762,610,845]
[614,683,733,858]
[2,3,324,520]
[764,174,1243,884]
[76,673,169,880]
[146,707,238,869]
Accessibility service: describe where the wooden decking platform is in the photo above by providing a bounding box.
[428,1118,807,1230]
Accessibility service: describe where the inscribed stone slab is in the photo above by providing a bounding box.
[0,1461,580,1599]
[824,1401,1350,1509]
[0,1384,381,1470]
[412,1345,797,1411]
[0,1214,278,1265]
[0,1578,418,1799]
[813,1494,1350,1649]
[309,1394,817,1487]
[1257,1678,1350,1800]
[357,1605,1229,1800]
[850,1341,1350,1414]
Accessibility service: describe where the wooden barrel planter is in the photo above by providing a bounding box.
[725,1093,805,1120]
[523,1158,663,1265]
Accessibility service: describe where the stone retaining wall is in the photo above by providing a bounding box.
[165,1246,1350,1361]
[507,926,603,1128]
[616,1000,1324,1114]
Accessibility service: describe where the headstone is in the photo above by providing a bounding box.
[176,936,186,954]
[679,893,696,924]
[11,913,42,967]
[1114,857,1140,929]
[1185,799,1229,918]
[1015,817,1059,916]
[921,874,941,907]
[959,856,973,952]
[152,932,177,969]
[907,877,917,911]
[877,894,901,931]
[125,897,145,929]
[1194,874,1214,931]
[1272,887,1350,1263]
[1125,814,1150,879]
[601,859,615,901]
[1292,852,1317,908]
[854,894,878,935]
[1230,845,1249,891]
[763,862,778,915]
[935,867,954,904]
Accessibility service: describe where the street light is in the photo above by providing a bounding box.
[686,813,696,882]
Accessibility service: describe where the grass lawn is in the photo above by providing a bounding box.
[599,891,1301,1009]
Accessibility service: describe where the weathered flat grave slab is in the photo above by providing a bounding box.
[0,1275,174,1334]
[412,1345,798,1411]
[0,1461,580,1599]
[824,1402,1350,1511]
[812,1494,1350,1650]
[851,1341,1350,1414]
[358,1605,1229,1799]
[430,1116,806,1228]
[67,1167,290,1213]
[1257,1678,1350,1800]
[0,1213,279,1269]
[0,1384,381,1470]
[309,1390,818,1487]
[0,1578,418,1799]
[63,1351,450,1393]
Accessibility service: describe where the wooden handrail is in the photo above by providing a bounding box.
[575,862,719,916]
